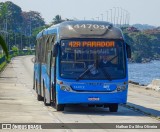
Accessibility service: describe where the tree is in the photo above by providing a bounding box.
[0,1,46,49]
[0,1,23,32]
[133,33,152,58]
[52,15,63,24]
[0,2,7,29]
[0,35,8,58]
[22,11,45,36]
[11,45,19,56]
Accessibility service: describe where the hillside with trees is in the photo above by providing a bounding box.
[132,24,156,30]
[122,27,160,63]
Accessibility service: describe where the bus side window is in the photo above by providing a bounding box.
[51,35,56,67]
[41,37,46,63]
[44,36,49,64]
[35,40,38,63]
[46,36,51,74]
[37,39,41,63]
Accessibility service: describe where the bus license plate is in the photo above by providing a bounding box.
[88,97,100,101]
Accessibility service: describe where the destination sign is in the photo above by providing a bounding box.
[68,41,115,48]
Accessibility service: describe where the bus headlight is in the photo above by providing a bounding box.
[60,85,71,91]
[116,85,126,91]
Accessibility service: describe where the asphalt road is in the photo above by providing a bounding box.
[0,56,159,132]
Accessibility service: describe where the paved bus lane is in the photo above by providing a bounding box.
[0,56,159,132]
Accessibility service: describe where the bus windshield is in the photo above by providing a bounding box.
[60,39,126,80]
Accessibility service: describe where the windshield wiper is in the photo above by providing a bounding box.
[76,53,99,81]
[76,64,95,81]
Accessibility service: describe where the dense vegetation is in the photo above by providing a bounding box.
[122,27,160,63]
[0,1,45,50]
[0,1,160,63]
[0,35,8,57]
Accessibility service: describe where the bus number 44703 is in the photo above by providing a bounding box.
[73,24,110,30]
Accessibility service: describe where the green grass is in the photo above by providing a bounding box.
[0,61,6,72]
[0,53,4,58]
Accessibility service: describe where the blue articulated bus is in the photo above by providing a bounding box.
[33,21,131,112]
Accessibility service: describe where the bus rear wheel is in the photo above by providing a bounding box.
[37,94,43,101]
[109,104,118,112]
[33,74,35,90]
[36,81,43,101]
[43,85,50,106]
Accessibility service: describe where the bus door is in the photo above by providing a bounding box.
[47,35,56,101]
[34,39,40,91]
[37,38,42,95]
[40,36,48,97]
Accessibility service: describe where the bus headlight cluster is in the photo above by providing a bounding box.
[116,85,126,91]
[60,85,71,91]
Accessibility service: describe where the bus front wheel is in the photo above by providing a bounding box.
[109,104,118,112]
[56,103,65,111]
[52,84,65,111]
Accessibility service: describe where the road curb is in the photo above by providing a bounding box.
[121,104,160,121]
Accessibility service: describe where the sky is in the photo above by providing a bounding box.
[1,0,160,26]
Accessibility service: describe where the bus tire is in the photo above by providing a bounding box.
[43,88,48,106]
[37,94,43,101]
[53,87,65,111]
[43,84,50,106]
[33,73,35,89]
[36,81,43,101]
[56,103,65,111]
[109,104,118,112]
[52,83,56,106]
[44,96,48,106]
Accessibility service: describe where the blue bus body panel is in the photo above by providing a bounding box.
[55,51,129,104]
[56,77,128,104]
[70,83,117,92]
[57,86,128,104]
[34,63,40,84]
[41,64,50,91]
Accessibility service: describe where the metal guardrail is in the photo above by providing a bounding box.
[0,50,35,65]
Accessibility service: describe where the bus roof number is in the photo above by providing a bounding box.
[73,24,110,30]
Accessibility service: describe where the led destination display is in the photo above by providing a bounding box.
[68,41,115,48]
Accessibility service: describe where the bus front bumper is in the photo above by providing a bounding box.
[57,90,128,105]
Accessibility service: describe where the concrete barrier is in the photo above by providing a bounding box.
[147,79,160,91]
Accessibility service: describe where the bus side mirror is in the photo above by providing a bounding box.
[126,44,131,58]
[53,42,59,57]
